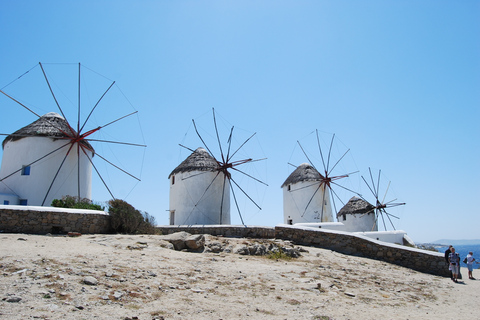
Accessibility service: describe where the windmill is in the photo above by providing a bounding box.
[168,108,267,226]
[361,168,406,231]
[283,130,359,224]
[0,62,146,206]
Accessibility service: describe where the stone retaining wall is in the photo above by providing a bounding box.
[275,225,449,277]
[0,205,110,234]
[156,225,275,239]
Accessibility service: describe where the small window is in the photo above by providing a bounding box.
[287,185,291,191]
[171,176,175,185]
[287,219,293,225]
[21,165,31,176]
[19,199,28,206]
[343,213,346,221]
[3,200,9,205]
[169,210,175,225]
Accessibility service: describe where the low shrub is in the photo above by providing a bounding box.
[108,199,156,234]
[51,195,104,211]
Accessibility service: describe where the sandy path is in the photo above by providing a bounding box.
[0,233,478,320]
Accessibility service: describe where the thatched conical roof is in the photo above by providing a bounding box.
[337,196,375,218]
[2,112,93,151]
[281,163,324,188]
[168,147,219,178]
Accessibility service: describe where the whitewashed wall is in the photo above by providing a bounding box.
[0,137,92,206]
[283,181,333,224]
[169,170,230,225]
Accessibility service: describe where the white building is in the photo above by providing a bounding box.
[168,147,230,225]
[336,196,377,232]
[0,112,93,206]
[282,163,334,225]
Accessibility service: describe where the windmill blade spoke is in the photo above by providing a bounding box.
[329,186,346,208]
[77,143,80,199]
[39,63,70,126]
[225,126,234,162]
[302,184,322,217]
[331,181,363,197]
[246,157,267,164]
[230,177,261,210]
[328,148,350,176]
[0,141,71,182]
[361,175,378,199]
[83,148,115,200]
[86,139,146,147]
[320,186,328,221]
[386,211,400,219]
[386,202,406,208]
[0,90,41,118]
[194,171,222,208]
[100,111,138,129]
[79,80,115,133]
[94,152,141,181]
[326,133,335,173]
[288,162,298,168]
[316,129,327,173]
[41,143,75,205]
[229,132,256,161]
[212,108,225,163]
[382,180,391,204]
[377,169,382,200]
[288,181,320,192]
[230,184,245,226]
[380,209,387,231]
[368,168,378,199]
[371,211,379,231]
[219,174,227,223]
[179,144,196,153]
[77,63,81,133]
[180,171,211,181]
[192,119,215,158]
[231,167,268,186]
[297,140,317,171]
[384,209,397,230]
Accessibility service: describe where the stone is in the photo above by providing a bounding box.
[162,232,190,250]
[83,276,98,286]
[6,296,22,303]
[185,234,205,250]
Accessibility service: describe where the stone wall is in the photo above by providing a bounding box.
[156,225,275,239]
[275,225,449,277]
[0,205,110,234]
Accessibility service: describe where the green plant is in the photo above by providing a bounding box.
[108,199,156,234]
[266,249,292,261]
[51,195,104,211]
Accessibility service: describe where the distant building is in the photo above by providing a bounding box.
[0,112,93,206]
[168,147,230,225]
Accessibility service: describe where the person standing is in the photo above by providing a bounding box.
[445,245,453,280]
[449,247,460,282]
[466,251,476,280]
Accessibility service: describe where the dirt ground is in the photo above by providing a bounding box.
[1,233,478,320]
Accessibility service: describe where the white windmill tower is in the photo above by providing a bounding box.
[168,147,231,225]
[169,108,267,226]
[282,163,334,225]
[0,62,146,207]
[336,196,376,232]
[0,112,93,206]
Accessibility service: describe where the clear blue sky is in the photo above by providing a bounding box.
[1,1,478,243]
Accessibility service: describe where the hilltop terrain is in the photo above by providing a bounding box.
[1,233,479,320]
